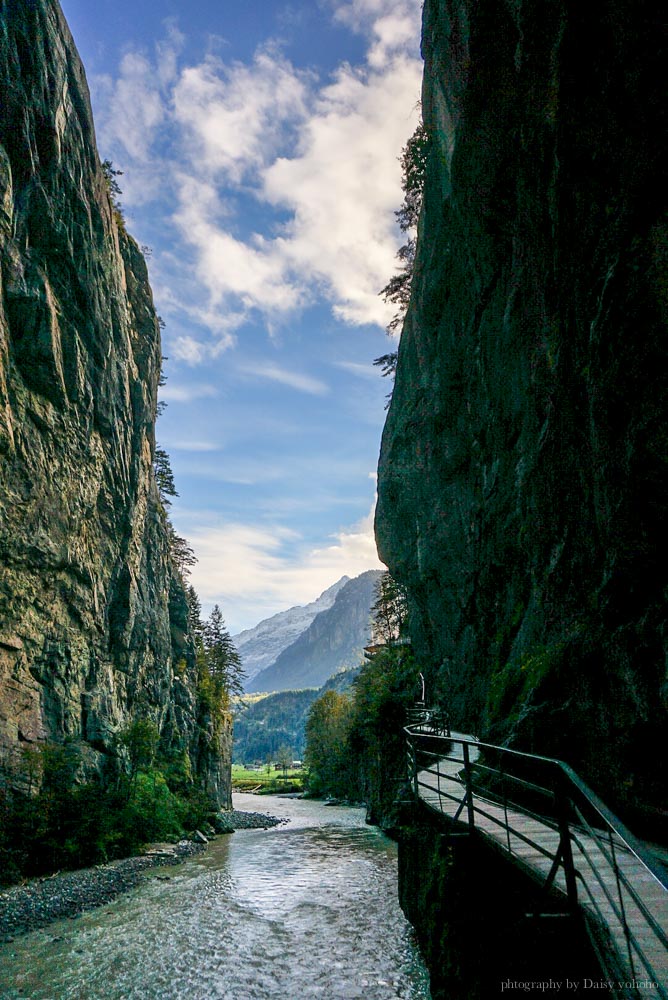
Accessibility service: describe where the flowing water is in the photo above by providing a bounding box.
[0,793,431,1000]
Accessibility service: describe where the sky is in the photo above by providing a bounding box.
[58,0,424,633]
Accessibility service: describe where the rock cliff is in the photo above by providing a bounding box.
[376,0,668,818]
[0,0,230,806]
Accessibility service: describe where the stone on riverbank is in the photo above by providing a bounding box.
[0,840,204,941]
[212,810,285,834]
[0,810,285,941]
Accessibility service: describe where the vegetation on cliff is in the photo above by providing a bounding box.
[303,573,418,823]
[374,119,430,396]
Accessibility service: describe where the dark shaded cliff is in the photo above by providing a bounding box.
[376,0,668,820]
[0,0,230,806]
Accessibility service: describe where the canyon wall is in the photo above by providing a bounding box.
[376,0,667,818]
[0,0,230,805]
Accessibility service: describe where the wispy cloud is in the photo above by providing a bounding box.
[164,440,220,452]
[238,362,329,396]
[159,383,218,403]
[173,46,311,183]
[334,360,381,380]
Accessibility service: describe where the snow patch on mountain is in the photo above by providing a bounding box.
[232,577,349,686]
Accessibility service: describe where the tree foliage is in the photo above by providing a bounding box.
[301,571,417,811]
[201,605,245,702]
[304,690,355,798]
[115,718,159,790]
[376,120,431,401]
[154,446,178,507]
[101,158,125,230]
[0,735,210,886]
[371,572,409,644]
[169,526,197,579]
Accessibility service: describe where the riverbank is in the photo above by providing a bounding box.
[0,793,431,1000]
[0,809,283,941]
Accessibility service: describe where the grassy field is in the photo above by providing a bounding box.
[231,764,306,794]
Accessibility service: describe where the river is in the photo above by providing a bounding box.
[0,793,431,999]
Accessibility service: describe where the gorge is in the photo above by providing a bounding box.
[0,0,666,997]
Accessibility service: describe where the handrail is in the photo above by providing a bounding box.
[406,724,667,891]
[404,722,668,997]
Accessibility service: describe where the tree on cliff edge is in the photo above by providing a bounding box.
[375,120,431,394]
[203,605,245,699]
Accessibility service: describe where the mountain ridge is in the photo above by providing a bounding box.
[246,569,382,693]
[233,577,349,685]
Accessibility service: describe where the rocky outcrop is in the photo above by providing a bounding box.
[376,0,668,818]
[0,0,230,806]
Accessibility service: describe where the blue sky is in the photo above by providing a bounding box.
[59,0,423,632]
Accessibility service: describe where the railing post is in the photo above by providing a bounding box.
[609,830,637,980]
[556,785,578,912]
[408,736,418,798]
[462,742,475,832]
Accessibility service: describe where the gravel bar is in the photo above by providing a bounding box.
[0,809,284,941]
[0,840,205,941]
[212,809,286,833]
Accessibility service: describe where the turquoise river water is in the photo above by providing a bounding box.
[0,792,431,1000]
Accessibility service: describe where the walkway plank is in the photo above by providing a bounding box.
[413,732,668,995]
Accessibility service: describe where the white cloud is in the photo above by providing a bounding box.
[238,362,329,396]
[183,500,384,631]
[165,440,220,452]
[92,22,184,169]
[172,206,303,314]
[159,383,218,403]
[93,52,164,163]
[169,336,207,366]
[93,1,422,349]
[262,54,422,325]
[173,46,311,183]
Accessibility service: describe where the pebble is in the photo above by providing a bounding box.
[211,809,285,834]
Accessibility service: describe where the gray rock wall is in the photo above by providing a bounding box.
[0,0,230,806]
[376,0,668,817]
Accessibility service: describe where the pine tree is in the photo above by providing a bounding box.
[371,573,408,644]
[186,586,204,646]
[154,446,178,507]
[169,526,197,579]
[203,605,245,698]
[376,120,431,401]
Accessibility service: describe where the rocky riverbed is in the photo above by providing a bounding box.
[0,810,283,941]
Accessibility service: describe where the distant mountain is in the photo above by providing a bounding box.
[246,570,383,693]
[233,578,349,687]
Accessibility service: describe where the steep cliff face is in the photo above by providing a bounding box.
[0,0,230,806]
[376,0,668,814]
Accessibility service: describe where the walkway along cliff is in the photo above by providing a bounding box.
[0,1,231,807]
[376,0,668,828]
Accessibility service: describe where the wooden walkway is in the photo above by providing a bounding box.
[411,731,668,996]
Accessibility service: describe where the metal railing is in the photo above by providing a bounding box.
[405,724,668,998]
